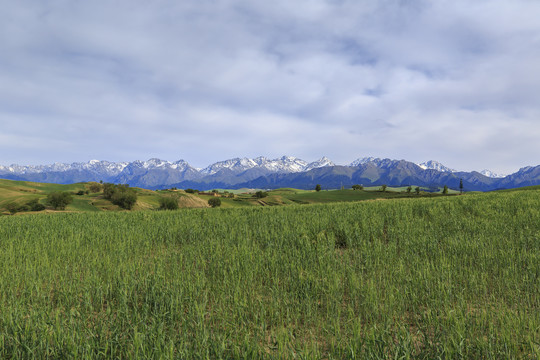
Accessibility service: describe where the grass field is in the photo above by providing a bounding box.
[0,188,538,358]
[1,179,455,214]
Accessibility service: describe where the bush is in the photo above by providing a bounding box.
[18,205,31,212]
[254,191,268,198]
[380,184,387,192]
[103,183,116,199]
[208,198,221,208]
[184,189,199,194]
[352,184,363,190]
[111,191,137,210]
[315,184,321,192]
[76,190,85,196]
[5,202,19,214]
[159,197,179,210]
[27,198,46,211]
[102,183,138,210]
[88,182,102,193]
[47,191,73,210]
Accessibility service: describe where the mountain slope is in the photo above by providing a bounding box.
[2,157,539,191]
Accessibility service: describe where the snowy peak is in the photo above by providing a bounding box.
[201,157,258,175]
[480,169,506,178]
[259,156,308,173]
[349,157,399,168]
[417,160,456,173]
[124,158,194,172]
[305,157,335,171]
[0,160,129,175]
[201,156,309,175]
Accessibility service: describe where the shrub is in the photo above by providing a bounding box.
[102,183,116,199]
[381,184,387,192]
[88,182,102,193]
[254,191,268,198]
[18,205,30,212]
[159,197,179,210]
[352,184,363,190]
[5,202,19,214]
[27,198,46,212]
[102,183,138,210]
[111,191,137,210]
[76,190,85,196]
[315,184,321,192]
[185,188,199,194]
[208,198,221,208]
[47,192,73,210]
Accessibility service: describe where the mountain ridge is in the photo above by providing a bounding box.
[1,157,536,191]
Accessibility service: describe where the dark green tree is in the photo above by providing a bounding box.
[5,202,19,214]
[315,184,321,192]
[208,197,221,208]
[47,191,73,210]
[442,185,448,194]
[381,184,387,192]
[459,179,464,194]
[111,187,137,210]
[406,186,412,194]
[103,183,116,199]
[88,182,102,193]
[254,191,268,198]
[352,184,363,190]
[159,196,179,210]
[103,184,138,209]
[27,198,45,211]
[415,186,421,195]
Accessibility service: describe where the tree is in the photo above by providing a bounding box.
[103,183,116,199]
[315,184,321,192]
[459,178,464,194]
[352,184,363,190]
[159,196,179,210]
[103,183,138,209]
[442,185,448,194]
[111,186,137,210]
[27,198,45,211]
[88,182,102,193]
[406,186,412,194]
[208,197,221,208]
[254,191,268,198]
[381,184,387,192]
[5,202,19,214]
[415,186,420,195]
[47,191,73,210]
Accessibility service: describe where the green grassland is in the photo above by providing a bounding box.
[1,179,458,214]
[0,188,538,358]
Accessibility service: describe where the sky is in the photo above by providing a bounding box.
[1,0,539,174]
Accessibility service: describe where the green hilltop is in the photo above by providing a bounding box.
[1,178,464,215]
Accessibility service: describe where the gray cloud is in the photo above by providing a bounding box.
[1,0,539,173]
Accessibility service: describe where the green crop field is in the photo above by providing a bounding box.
[0,188,538,358]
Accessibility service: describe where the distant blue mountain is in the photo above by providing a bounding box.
[1,157,537,191]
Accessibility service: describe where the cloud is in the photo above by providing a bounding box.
[0,0,539,173]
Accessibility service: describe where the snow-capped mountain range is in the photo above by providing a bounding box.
[0,156,525,191]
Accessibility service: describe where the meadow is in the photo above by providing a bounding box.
[0,189,538,358]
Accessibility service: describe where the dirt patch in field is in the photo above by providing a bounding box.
[178,194,210,208]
